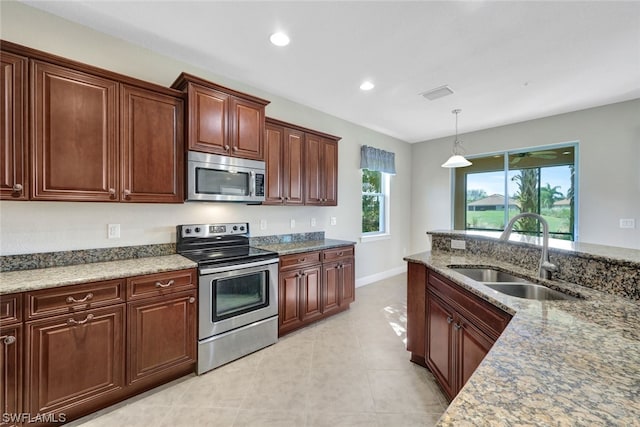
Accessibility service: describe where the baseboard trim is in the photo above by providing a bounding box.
[355,265,407,288]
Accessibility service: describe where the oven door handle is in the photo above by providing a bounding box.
[199,258,278,275]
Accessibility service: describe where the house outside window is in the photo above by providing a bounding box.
[362,169,390,236]
[454,144,577,240]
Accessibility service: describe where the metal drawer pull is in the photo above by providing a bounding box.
[68,314,94,325]
[67,293,93,304]
[337,251,343,256]
[298,258,306,262]
[3,335,16,345]
[155,280,175,288]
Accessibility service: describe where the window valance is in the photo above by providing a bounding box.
[360,145,396,175]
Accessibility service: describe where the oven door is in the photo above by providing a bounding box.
[199,258,278,339]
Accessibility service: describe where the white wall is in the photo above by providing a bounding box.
[410,99,640,253]
[0,2,413,282]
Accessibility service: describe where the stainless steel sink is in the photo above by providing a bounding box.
[449,267,530,283]
[484,283,577,301]
[449,267,577,301]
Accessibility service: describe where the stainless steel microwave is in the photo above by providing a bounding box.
[186,151,266,203]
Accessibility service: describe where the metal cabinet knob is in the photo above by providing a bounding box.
[3,335,16,345]
[453,323,462,331]
[446,316,453,324]
[189,297,196,304]
[224,145,230,151]
[123,189,131,199]
[232,146,238,152]
[12,183,23,193]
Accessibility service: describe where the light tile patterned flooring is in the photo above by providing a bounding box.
[68,273,447,427]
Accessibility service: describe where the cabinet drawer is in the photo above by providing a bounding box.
[1,293,23,325]
[428,270,511,340]
[26,279,125,320]
[127,269,196,300]
[322,246,354,262]
[279,251,321,270]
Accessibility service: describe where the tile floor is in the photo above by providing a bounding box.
[68,273,447,427]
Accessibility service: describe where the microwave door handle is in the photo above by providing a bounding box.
[249,171,256,197]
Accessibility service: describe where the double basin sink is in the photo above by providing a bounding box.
[449,267,578,301]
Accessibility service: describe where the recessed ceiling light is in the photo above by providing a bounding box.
[269,32,290,47]
[360,81,375,91]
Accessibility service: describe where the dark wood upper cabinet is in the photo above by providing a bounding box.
[0,50,28,201]
[120,85,184,203]
[31,60,119,202]
[264,119,304,205]
[305,133,338,206]
[1,41,185,204]
[172,73,269,161]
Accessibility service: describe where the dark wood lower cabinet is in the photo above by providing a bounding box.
[278,246,355,336]
[127,290,196,386]
[1,324,22,427]
[25,305,126,423]
[406,263,512,401]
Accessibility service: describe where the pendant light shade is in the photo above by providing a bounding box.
[441,109,472,168]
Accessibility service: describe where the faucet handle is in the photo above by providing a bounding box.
[541,261,558,272]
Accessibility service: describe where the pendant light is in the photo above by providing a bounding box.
[441,109,472,168]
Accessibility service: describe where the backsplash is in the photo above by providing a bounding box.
[0,243,176,272]
[250,231,325,246]
[430,232,640,301]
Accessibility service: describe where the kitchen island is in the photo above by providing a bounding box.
[405,239,640,425]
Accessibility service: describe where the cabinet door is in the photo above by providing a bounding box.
[300,266,322,322]
[127,290,196,385]
[304,135,338,206]
[0,51,28,200]
[187,83,228,155]
[339,257,355,306]
[25,305,125,416]
[120,85,184,203]
[283,128,304,204]
[264,123,284,204]
[304,133,323,205]
[1,324,22,427]
[229,97,264,160]
[456,315,493,392]
[425,291,455,401]
[321,138,338,206]
[322,262,340,315]
[278,269,303,335]
[31,61,118,201]
[406,263,426,361]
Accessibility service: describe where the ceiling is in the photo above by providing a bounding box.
[21,1,640,143]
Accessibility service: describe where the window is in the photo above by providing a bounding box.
[454,144,577,240]
[362,169,390,235]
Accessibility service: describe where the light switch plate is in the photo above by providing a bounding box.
[107,224,120,239]
[619,218,635,229]
[311,218,317,227]
[260,219,267,230]
[451,239,466,250]
[330,217,337,226]
[290,219,296,229]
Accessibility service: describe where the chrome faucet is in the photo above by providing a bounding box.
[499,213,558,279]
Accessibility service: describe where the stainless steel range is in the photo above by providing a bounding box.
[176,223,279,375]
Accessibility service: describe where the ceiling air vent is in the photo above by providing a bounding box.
[420,85,454,101]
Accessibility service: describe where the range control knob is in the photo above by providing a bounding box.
[185,228,192,234]
[232,225,238,231]
[194,227,201,233]
[240,226,245,231]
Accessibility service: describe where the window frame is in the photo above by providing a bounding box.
[361,169,391,241]
[451,142,579,241]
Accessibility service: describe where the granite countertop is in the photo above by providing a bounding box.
[404,251,640,426]
[0,254,197,295]
[253,238,355,256]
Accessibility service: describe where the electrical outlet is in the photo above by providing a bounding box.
[330,217,337,226]
[107,224,120,239]
[311,218,317,227]
[260,219,267,230]
[619,218,636,229]
[290,219,296,229]
[451,239,466,250]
